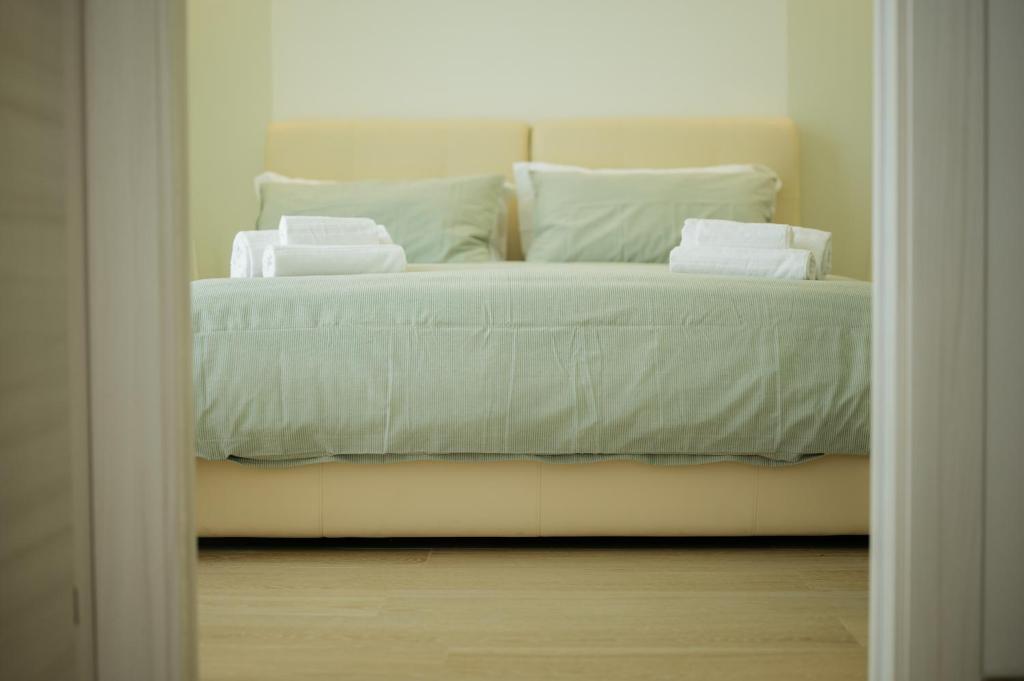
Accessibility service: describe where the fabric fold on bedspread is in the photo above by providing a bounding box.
[192,263,870,467]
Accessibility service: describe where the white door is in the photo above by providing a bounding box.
[0,1,94,680]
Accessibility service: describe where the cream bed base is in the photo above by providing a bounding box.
[195,117,868,538]
[197,457,868,537]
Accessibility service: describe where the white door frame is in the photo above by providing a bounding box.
[83,0,195,680]
[870,1,989,680]
[78,0,1003,679]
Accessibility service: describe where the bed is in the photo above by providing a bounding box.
[194,117,870,537]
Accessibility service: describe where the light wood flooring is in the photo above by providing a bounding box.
[198,537,868,680]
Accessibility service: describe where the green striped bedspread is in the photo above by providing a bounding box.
[192,263,870,467]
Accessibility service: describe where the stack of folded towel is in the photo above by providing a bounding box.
[230,216,406,278]
[669,218,832,281]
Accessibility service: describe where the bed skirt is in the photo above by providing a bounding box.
[195,455,868,537]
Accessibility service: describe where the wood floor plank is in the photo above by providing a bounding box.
[444,650,867,681]
[198,539,868,680]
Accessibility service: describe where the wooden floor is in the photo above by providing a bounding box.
[198,538,868,681]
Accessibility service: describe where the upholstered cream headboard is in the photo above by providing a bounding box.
[265,119,529,181]
[531,118,801,226]
[264,117,800,259]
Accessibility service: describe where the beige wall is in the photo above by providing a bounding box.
[187,0,272,279]
[271,0,788,120]
[787,0,874,280]
[187,0,872,279]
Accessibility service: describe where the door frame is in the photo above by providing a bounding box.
[870,0,989,680]
[80,0,999,679]
[83,1,195,680]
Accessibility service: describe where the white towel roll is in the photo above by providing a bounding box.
[230,230,280,278]
[375,224,394,244]
[792,226,832,279]
[279,215,381,246]
[681,218,793,250]
[262,244,407,277]
[669,246,817,281]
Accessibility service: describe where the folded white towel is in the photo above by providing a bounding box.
[278,215,381,246]
[669,246,817,281]
[792,226,832,279]
[262,244,407,277]
[230,230,280,278]
[680,218,793,250]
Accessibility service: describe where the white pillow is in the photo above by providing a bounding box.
[512,162,783,254]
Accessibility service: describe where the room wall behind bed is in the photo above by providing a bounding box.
[187,0,872,280]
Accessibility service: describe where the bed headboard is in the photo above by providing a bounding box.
[264,117,800,259]
[265,119,529,181]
